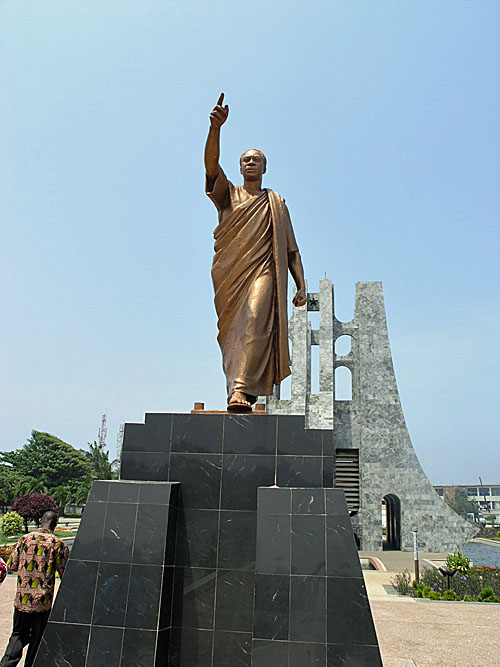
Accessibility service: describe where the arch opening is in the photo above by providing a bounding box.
[335,335,352,356]
[382,494,401,551]
[335,366,352,400]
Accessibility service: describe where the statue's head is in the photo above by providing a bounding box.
[240,149,267,181]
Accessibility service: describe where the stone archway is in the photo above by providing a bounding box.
[383,494,401,551]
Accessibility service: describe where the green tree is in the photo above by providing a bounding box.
[0,467,28,512]
[83,441,117,480]
[50,485,73,514]
[446,487,475,519]
[1,431,92,490]
[73,482,92,506]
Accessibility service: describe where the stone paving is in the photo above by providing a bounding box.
[1,565,499,666]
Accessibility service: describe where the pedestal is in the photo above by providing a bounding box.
[34,413,381,666]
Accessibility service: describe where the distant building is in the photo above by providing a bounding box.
[433,484,500,522]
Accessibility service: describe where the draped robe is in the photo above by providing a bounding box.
[207,168,299,399]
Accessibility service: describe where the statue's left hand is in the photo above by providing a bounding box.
[293,288,307,308]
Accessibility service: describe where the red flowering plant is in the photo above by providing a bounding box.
[0,544,14,560]
[11,493,58,533]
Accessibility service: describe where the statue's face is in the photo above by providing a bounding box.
[240,150,266,181]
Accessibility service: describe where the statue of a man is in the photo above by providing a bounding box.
[205,94,306,412]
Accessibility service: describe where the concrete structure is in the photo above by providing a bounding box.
[266,280,478,552]
[434,484,500,523]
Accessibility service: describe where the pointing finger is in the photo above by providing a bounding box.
[217,93,224,106]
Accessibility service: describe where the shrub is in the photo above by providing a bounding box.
[391,569,412,595]
[427,590,442,600]
[0,545,14,560]
[11,494,58,532]
[443,589,458,601]
[478,586,500,603]
[0,512,24,536]
[446,551,471,572]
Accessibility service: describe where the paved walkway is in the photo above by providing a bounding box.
[1,563,499,666]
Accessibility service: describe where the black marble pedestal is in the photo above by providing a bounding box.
[34,413,381,666]
[34,480,179,667]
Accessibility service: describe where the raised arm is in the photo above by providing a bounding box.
[205,93,229,179]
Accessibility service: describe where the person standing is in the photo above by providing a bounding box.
[0,510,69,667]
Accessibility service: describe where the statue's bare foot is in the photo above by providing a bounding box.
[227,391,252,413]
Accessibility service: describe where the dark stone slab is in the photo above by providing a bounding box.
[36,414,382,666]
[33,480,179,667]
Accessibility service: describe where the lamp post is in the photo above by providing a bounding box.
[413,529,419,583]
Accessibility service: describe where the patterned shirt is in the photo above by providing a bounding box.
[6,528,69,613]
[0,556,7,584]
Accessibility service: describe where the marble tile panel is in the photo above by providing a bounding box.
[255,514,290,575]
[92,562,131,627]
[108,481,140,503]
[276,455,323,488]
[326,577,378,646]
[144,412,173,452]
[326,643,382,666]
[221,455,275,511]
[168,627,214,667]
[325,488,349,516]
[120,451,169,481]
[121,422,147,452]
[88,480,109,502]
[251,639,288,666]
[171,413,223,453]
[101,502,137,563]
[291,515,326,576]
[175,509,218,568]
[34,622,90,667]
[132,503,169,565]
[289,641,326,666]
[253,574,289,641]
[214,570,255,633]
[289,575,326,643]
[172,566,216,630]
[138,481,174,505]
[86,626,124,666]
[125,564,163,630]
[169,453,222,509]
[292,487,325,514]
[50,559,98,625]
[223,414,277,455]
[69,501,106,561]
[326,514,363,577]
[122,628,156,667]
[276,415,308,455]
[217,510,256,570]
[213,631,252,666]
[257,487,291,515]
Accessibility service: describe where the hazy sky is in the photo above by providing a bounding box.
[1,1,498,484]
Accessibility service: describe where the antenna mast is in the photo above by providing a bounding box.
[98,414,107,448]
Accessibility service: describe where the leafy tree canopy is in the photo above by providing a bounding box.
[1,430,92,489]
[82,440,117,480]
[11,493,58,532]
[446,487,476,519]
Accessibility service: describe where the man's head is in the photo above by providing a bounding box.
[39,511,58,531]
[239,149,267,181]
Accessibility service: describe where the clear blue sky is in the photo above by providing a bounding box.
[1,1,498,484]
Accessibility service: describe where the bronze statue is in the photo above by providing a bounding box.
[205,94,306,412]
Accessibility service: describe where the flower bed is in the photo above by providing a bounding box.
[0,545,15,561]
[392,562,500,603]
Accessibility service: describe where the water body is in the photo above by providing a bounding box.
[463,541,500,568]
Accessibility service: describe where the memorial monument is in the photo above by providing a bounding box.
[205,93,306,412]
[33,97,384,666]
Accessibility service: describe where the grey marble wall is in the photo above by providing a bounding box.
[266,280,478,552]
